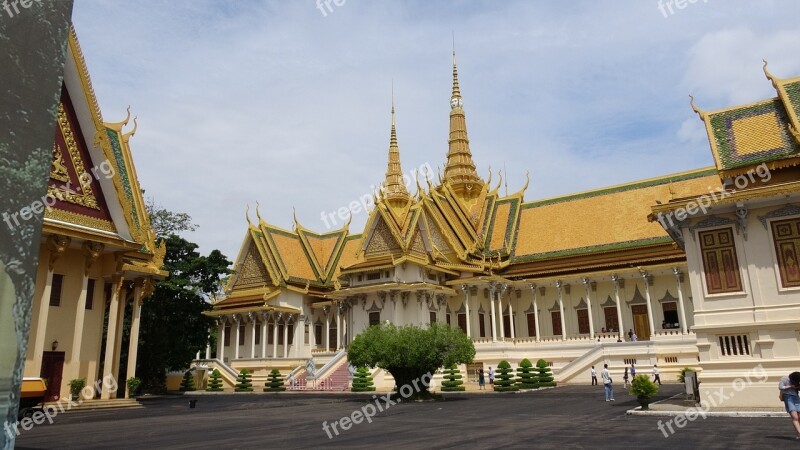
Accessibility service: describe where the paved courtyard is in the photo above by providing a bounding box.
[14,385,795,449]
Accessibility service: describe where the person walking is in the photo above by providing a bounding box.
[628,329,633,341]
[477,368,486,390]
[631,332,638,342]
[601,363,614,402]
[630,363,636,379]
[653,364,662,385]
[623,367,630,388]
[591,366,598,386]
[779,371,800,439]
[488,366,495,386]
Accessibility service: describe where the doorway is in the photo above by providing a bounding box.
[631,304,650,341]
[40,351,65,402]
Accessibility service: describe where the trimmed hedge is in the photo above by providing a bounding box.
[536,359,556,387]
[493,360,519,392]
[351,366,376,392]
[516,358,539,390]
[235,368,254,392]
[179,370,196,391]
[264,369,286,392]
[206,369,224,392]
[441,364,465,392]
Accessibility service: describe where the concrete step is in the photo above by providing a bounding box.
[50,398,144,413]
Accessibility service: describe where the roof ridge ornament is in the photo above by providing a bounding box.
[689,95,708,122]
[762,59,780,89]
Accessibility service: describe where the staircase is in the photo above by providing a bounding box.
[320,361,351,391]
[55,398,143,413]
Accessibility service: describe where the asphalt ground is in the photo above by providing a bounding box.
[13,384,797,449]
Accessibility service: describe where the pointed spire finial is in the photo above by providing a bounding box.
[451,35,462,110]
[382,85,410,206]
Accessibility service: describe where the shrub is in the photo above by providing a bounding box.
[179,371,196,391]
[516,359,538,390]
[206,369,224,392]
[493,360,519,392]
[351,366,376,392]
[440,364,465,392]
[536,359,556,387]
[127,377,142,397]
[69,378,86,400]
[235,368,253,392]
[263,369,286,392]
[630,374,659,399]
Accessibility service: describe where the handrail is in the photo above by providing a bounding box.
[312,349,347,380]
[194,358,238,381]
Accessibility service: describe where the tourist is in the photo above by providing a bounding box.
[623,367,629,388]
[591,366,597,385]
[601,363,614,401]
[631,363,636,379]
[477,368,486,390]
[628,329,633,340]
[652,364,662,385]
[488,366,495,385]
[631,332,638,342]
[779,371,800,439]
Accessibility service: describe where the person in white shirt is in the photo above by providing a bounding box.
[601,364,614,402]
[590,366,597,386]
[652,364,661,385]
[779,372,800,439]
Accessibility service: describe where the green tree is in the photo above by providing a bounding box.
[351,366,375,392]
[264,369,286,392]
[134,205,231,392]
[235,368,253,392]
[440,364,465,392]
[516,358,538,390]
[493,360,518,392]
[179,370,196,391]
[536,359,556,387]
[206,369,224,392]
[347,323,475,395]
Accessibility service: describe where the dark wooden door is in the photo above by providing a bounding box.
[551,311,562,336]
[457,313,467,334]
[40,351,65,402]
[329,327,337,350]
[603,307,619,333]
[577,309,590,334]
[526,313,537,337]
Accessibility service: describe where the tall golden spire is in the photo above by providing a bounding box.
[382,87,410,205]
[444,49,483,196]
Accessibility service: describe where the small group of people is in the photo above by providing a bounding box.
[627,329,638,342]
[780,371,800,440]
[476,366,495,390]
[593,362,664,401]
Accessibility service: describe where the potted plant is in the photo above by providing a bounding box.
[127,377,142,397]
[68,378,86,401]
[629,374,659,410]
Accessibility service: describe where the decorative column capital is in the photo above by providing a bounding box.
[46,234,71,271]
[555,280,562,290]
[82,240,104,275]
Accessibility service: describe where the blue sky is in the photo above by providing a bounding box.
[71,0,800,261]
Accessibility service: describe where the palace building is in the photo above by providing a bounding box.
[203,54,800,406]
[23,28,165,403]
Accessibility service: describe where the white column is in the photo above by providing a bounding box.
[261,313,268,358]
[556,281,566,340]
[530,284,540,341]
[641,270,655,338]
[461,285,471,338]
[612,275,625,340]
[125,282,143,398]
[489,283,498,342]
[69,274,89,375]
[31,269,54,376]
[283,318,290,358]
[233,316,241,360]
[497,287,505,339]
[249,314,256,359]
[218,319,226,361]
[583,278,595,338]
[673,268,689,334]
[507,287,515,339]
[101,277,123,399]
[273,314,280,358]
[324,307,330,351]
[335,304,342,350]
